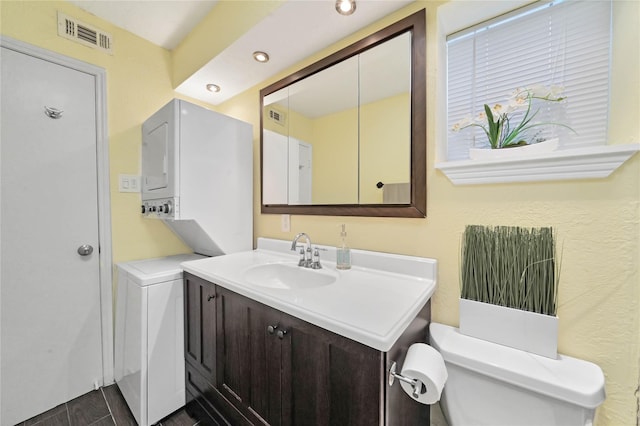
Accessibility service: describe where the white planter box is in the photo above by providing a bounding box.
[459,298,558,359]
[469,138,558,160]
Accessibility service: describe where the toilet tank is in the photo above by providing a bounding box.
[429,323,606,426]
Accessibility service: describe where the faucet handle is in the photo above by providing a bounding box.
[311,248,322,269]
[297,247,306,267]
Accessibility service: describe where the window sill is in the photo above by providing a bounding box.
[435,144,640,185]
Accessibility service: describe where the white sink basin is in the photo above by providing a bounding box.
[243,262,338,290]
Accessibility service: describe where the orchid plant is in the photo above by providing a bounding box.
[451,85,574,149]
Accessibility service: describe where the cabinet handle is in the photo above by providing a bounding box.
[267,324,278,335]
[207,295,215,301]
[276,329,288,339]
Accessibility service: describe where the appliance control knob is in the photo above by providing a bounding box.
[157,205,164,213]
[141,205,146,214]
[151,206,156,212]
[163,203,171,214]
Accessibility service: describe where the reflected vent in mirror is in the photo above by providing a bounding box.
[57,11,113,55]
[267,107,287,127]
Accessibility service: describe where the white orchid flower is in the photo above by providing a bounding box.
[451,115,474,132]
[490,103,505,116]
[507,94,529,111]
[451,84,573,149]
[528,84,550,98]
[548,85,565,98]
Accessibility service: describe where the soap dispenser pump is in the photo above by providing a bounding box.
[336,224,351,270]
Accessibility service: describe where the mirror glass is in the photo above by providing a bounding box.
[260,10,425,217]
[358,33,411,204]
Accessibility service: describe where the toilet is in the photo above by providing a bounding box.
[429,323,606,426]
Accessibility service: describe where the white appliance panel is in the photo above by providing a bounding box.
[141,99,253,256]
[114,267,145,426]
[141,101,178,199]
[114,254,203,426]
[143,122,169,191]
[147,278,185,425]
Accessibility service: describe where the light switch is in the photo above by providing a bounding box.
[281,214,291,232]
[119,174,140,193]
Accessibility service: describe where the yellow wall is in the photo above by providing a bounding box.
[360,93,411,203]
[2,1,639,425]
[0,0,196,265]
[218,2,640,425]
[311,107,358,204]
[312,93,410,205]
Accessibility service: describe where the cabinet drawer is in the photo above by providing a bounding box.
[185,362,251,425]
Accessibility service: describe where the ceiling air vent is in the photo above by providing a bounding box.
[57,11,113,55]
[267,107,286,126]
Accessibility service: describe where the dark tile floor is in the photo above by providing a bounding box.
[17,384,209,426]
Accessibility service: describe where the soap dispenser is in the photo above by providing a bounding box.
[336,224,351,270]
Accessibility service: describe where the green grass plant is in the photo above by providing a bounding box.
[460,225,559,316]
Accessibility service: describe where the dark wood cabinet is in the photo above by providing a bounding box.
[184,274,251,425]
[216,286,283,424]
[184,272,430,426]
[285,314,384,425]
[184,273,217,383]
[216,286,382,426]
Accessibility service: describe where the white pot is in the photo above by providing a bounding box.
[469,138,559,160]
[459,298,558,359]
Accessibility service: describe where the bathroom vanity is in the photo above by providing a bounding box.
[181,238,437,425]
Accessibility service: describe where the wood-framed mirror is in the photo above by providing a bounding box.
[260,9,425,218]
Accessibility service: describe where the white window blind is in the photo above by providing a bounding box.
[446,0,611,162]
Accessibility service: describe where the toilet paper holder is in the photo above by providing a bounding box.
[388,361,425,399]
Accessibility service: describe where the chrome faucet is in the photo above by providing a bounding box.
[290,233,321,269]
[291,232,311,251]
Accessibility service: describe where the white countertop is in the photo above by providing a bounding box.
[181,238,437,352]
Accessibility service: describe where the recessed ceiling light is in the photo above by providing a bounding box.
[253,51,270,63]
[335,0,356,16]
[206,84,220,93]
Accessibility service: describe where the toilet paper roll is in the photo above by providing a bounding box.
[399,343,448,405]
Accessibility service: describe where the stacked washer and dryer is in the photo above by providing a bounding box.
[114,99,252,426]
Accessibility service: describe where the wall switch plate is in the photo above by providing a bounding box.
[281,214,291,232]
[119,174,140,193]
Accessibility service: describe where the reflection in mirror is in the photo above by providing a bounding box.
[263,57,360,205]
[261,9,426,217]
[359,32,411,204]
[299,56,359,205]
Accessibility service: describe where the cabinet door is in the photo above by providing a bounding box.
[215,286,384,426]
[184,273,217,383]
[216,287,282,425]
[281,313,383,426]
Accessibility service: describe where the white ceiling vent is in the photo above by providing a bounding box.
[267,107,287,126]
[57,11,113,55]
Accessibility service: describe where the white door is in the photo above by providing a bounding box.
[262,129,289,204]
[297,141,312,204]
[1,46,105,425]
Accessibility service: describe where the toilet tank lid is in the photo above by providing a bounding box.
[429,323,606,409]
